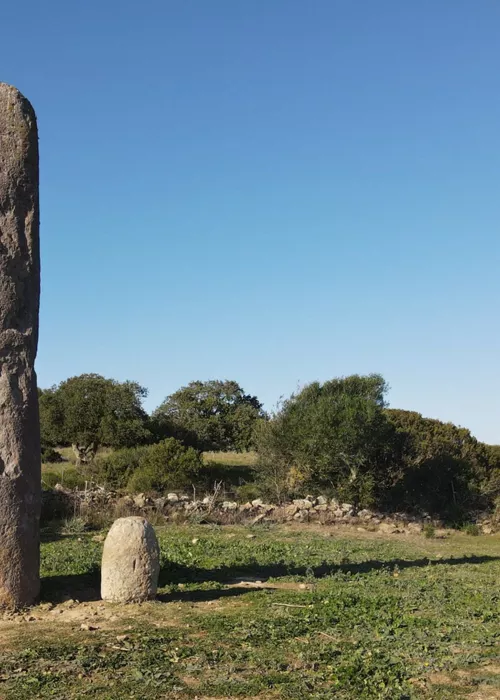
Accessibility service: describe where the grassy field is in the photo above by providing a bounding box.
[42,450,258,492]
[202,451,257,467]
[0,524,499,699]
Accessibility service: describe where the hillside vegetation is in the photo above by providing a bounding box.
[39,374,500,522]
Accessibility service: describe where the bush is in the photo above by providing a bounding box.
[42,468,87,490]
[41,446,63,464]
[126,438,203,494]
[92,446,149,489]
[254,374,394,506]
[423,523,436,539]
[461,523,480,536]
[235,482,263,503]
[385,410,489,518]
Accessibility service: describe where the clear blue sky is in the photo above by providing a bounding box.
[2,1,500,443]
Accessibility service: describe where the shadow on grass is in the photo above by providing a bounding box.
[40,554,500,605]
[158,554,500,587]
[40,568,269,605]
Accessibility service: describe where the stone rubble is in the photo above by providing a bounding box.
[41,485,497,533]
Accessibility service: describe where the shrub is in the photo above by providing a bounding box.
[92,446,149,489]
[461,523,480,536]
[385,410,489,518]
[42,468,87,490]
[127,438,203,494]
[254,374,394,506]
[41,446,63,464]
[423,523,436,539]
[235,482,263,503]
[61,516,88,535]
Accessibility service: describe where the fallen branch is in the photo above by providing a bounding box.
[272,603,312,609]
[318,631,337,641]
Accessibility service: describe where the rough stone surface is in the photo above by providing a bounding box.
[101,517,160,603]
[0,83,41,608]
[293,499,313,510]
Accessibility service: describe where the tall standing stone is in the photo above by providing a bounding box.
[0,83,41,608]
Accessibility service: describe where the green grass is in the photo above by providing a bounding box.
[202,450,257,466]
[1,525,499,699]
[41,449,256,491]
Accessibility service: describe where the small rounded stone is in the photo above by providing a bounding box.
[101,517,160,603]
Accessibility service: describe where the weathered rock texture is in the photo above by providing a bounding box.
[101,517,160,603]
[0,83,41,608]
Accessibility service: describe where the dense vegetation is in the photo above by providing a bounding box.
[39,373,500,519]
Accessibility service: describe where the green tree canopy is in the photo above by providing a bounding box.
[255,374,394,504]
[385,409,490,516]
[152,379,265,452]
[39,374,151,463]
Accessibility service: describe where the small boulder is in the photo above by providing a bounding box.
[293,499,313,510]
[166,493,179,503]
[239,502,253,512]
[101,517,160,603]
[222,501,238,511]
[251,498,264,508]
[316,495,328,506]
[133,493,148,509]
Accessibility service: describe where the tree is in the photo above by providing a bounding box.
[39,374,151,464]
[385,409,490,517]
[254,374,394,504]
[152,380,265,452]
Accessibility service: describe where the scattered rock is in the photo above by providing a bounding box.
[251,513,266,525]
[316,496,328,506]
[251,498,264,508]
[222,501,238,511]
[293,499,313,510]
[358,509,372,519]
[133,493,148,508]
[80,623,99,631]
[167,493,179,503]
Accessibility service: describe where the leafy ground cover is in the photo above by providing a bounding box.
[0,524,499,699]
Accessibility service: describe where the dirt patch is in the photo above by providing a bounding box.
[428,672,462,687]
[468,690,500,700]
